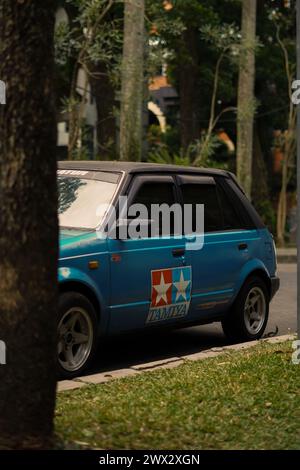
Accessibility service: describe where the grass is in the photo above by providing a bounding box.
[55,341,300,450]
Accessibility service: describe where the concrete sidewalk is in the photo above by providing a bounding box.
[58,334,296,392]
[277,247,297,263]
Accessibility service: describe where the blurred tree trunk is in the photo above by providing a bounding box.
[179,27,201,151]
[90,62,116,160]
[236,0,257,197]
[252,124,272,226]
[0,0,58,449]
[275,19,296,246]
[276,111,296,246]
[120,0,145,161]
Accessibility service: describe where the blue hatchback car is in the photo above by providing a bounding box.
[57,161,279,378]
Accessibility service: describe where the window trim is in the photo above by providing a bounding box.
[126,174,177,208]
[176,175,216,186]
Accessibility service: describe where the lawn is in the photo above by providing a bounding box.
[55,341,300,450]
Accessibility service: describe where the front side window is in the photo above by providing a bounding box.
[133,182,176,212]
[131,181,177,237]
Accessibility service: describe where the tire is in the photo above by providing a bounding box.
[221,276,269,343]
[57,292,98,379]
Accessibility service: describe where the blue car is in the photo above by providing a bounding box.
[58,161,279,378]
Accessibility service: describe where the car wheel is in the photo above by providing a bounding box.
[57,292,98,379]
[221,276,269,342]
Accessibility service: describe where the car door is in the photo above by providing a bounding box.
[107,174,192,333]
[178,174,260,320]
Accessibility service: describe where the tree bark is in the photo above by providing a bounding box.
[120,0,145,161]
[0,0,58,449]
[90,62,116,160]
[276,119,296,246]
[252,124,272,225]
[236,0,257,197]
[179,28,201,151]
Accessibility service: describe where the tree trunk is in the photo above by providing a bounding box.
[236,0,257,198]
[276,127,295,246]
[120,0,145,161]
[179,28,201,151]
[0,0,58,449]
[252,124,269,204]
[277,177,288,247]
[251,124,273,229]
[90,62,116,160]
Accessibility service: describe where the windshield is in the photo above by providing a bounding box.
[58,176,118,229]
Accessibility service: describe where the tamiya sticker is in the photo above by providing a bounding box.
[147,266,192,324]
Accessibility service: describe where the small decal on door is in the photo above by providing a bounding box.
[147,266,192,324]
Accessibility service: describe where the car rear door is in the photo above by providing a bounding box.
[107,174,192,332]
[178,174,260,320]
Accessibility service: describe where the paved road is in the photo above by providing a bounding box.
[88,264,297,375]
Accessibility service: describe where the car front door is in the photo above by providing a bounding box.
[107,174,192,333]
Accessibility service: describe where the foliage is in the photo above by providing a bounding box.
[149,0,240,116]
[55,0,123,72]
[147,125,229,170]
[256,0,296,132]
[200,22,242,54]
[264,1,296,245]
[148,147,190,167]
[54,0,123,158]
[146,1,243,169]
[54,0,297,241]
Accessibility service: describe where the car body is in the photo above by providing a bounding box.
[57,161,279,377]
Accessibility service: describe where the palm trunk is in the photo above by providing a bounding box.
[0,0,58,449]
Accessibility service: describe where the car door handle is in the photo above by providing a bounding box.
[172,248,185,258]
[238,243,248,251]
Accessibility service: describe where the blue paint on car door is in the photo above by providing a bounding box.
[178,175,262,318]
[185,230,261,318]
[107,175,186,332]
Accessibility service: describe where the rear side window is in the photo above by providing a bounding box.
[217,183,244,230]
[180,179,245,233]
[180,183,223,233]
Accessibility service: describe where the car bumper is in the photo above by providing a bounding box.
[270,276,280,300]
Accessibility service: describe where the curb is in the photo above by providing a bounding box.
[57,334,296,393]
[277,249,297,264]
[277,255,297,263]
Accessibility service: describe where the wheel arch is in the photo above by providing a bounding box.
[235,259,272,304]
[59,281,101,319]
[238,268,271,301]
[246,269,271,296]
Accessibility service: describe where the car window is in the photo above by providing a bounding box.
[180,183,222,233]
[131,181,176,236]
[217,183,244,230]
